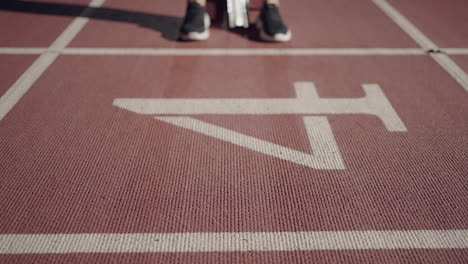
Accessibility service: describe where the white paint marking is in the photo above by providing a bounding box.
[373,0,468,91]
[114,82,407,132]
[3,47,468,56]
[156,116,345,170]
[430,53,468,89]
[0,53,58,120]
[61,48,426,56]
[0,48,46,55]
[0,0,107,121]
[1,230,467,254]
[115,82,406,169]
[372,0,437,50]
[444,48,468,55]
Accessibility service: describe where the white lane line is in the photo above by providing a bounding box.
[3,47,468,56]
[0,48,46,55]
[0,52,58,120]
[445,48,468,55]
[61,48,427,56]
[1,230,467,254]
[0,0,107,121]
[431,53,468,86]
[0,52,60,120]
[373,0,468,91]
[372,0,437,50]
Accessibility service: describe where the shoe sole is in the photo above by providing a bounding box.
[256,19,292,42]
[180,14,211,41]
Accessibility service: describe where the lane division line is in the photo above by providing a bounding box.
[0,0,107,121]
[372,0,468,91]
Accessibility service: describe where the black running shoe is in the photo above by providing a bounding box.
[256,3,291,42]
[180,2,210,41]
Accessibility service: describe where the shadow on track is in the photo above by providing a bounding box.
[0,0,183,41]
[0,0,267,42]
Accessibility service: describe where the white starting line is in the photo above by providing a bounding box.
[1,230,467,254]
[2,47,468,56]
[59,48,428,56]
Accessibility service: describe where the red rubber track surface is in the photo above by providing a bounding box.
[0,0,467,263]
[389,0,468,47]
[0,55,38,96]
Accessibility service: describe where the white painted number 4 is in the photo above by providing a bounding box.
[113,82,407,170]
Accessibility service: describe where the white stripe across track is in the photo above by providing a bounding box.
[1,230,467,254]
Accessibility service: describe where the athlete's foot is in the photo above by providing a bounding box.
[179,2,211,41]
[256,3,291,42]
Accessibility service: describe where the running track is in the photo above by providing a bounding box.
[0,0,467,263]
